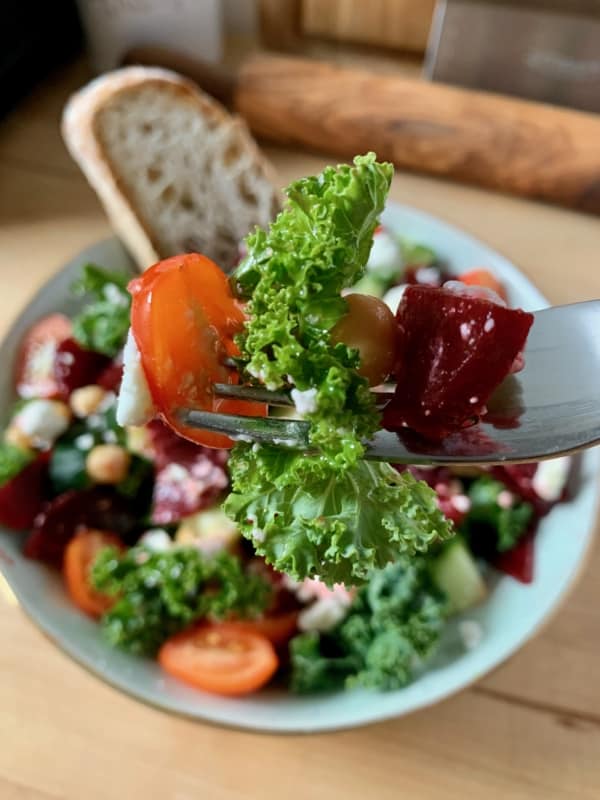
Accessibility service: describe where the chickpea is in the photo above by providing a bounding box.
[330,293,398,385]
[86,444,131,484]
[4,424,33,452]
[70,385,107,418]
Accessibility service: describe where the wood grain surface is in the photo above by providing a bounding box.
[236,54,600,215]
[1,60,600,800]
[301,0,435,52]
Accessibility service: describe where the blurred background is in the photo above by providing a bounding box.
[5,0,600,116]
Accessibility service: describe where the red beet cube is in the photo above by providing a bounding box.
[24,487,138,567]
[0,454,49,530]
[53,338,111,399]
[384,285,534,439]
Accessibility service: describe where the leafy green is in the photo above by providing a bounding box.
[91,546,271,656]
[71,263,131,357]
[289,557,448,693]
[224,155,452,584]
[463,476,533,553]
[224,446,452,585]
[232,153,392,468]
[0,443,34,488]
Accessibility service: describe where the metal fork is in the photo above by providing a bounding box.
[178,301,600,466]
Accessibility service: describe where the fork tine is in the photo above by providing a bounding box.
[212,382,396,406]
[212,383,294,406]
[176,408,311,447]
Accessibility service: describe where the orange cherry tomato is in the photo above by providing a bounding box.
[158,623,279,696]
[15,314,72,398]
[331,293,398,385]
[459,269,508,303]
[227,611,299,647]
[63,528,123,618]
[129,253,267,448]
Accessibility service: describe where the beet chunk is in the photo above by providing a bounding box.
[384,285,534,440]
[53,338,111,399]
[0,454,49,530]
[24,487,138,567]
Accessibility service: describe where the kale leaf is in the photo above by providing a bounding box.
[224,447,452,585]
[91,546,271,656]
[289,557,448,693]
[225,155,453,584]
[71,263,131,357]
[0,443,34,488]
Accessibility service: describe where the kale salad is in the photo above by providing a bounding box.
[0,155,571,697]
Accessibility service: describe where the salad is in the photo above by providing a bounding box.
[0,155,572,698]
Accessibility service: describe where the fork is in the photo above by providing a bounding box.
[178,301,600,466]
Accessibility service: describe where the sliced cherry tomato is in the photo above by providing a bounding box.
[459,269,508,303]
[158,623,279,696]
[228,611,299,647]
[63,528,123,617]
[15,314,72,398]
[129,254,267,448]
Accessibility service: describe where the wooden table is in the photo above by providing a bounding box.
[1,61,600,800]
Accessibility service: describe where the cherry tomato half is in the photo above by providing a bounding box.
[227,610,299,647]
[63,528,123,618]
[158,623,279,696]
[15,314,72,398]
[129,254,267,448]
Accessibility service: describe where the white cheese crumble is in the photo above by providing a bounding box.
[15,399,69,449]
[103,283,129,307]
[116,329,156,427]
[532,456,571,502]
[290,387,318,416]
[458,619,484,651]
[382,283,408,315]
[298,597,349,633]
[139,529,173,552]
[366,227,403,280]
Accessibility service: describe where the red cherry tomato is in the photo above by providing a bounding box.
[227,611,299,647]
[158,623,279,696]
[129,254,267,448]
[15,314,72,398]
[63,528,123,617]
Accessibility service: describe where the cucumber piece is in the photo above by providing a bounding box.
[430,536,487,613]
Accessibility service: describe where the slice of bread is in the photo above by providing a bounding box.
[62,66,281,271]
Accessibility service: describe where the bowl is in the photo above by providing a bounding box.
[1,205,598,733]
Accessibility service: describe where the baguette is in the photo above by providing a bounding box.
[62,66,281,271]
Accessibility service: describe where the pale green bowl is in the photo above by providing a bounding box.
[1,205,598,733]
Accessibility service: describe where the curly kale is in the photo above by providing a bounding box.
[91,546,271,656]
[224,448,452,585]
[71,263,131,357]
[289,557,448,693]
[224,155,453,584]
